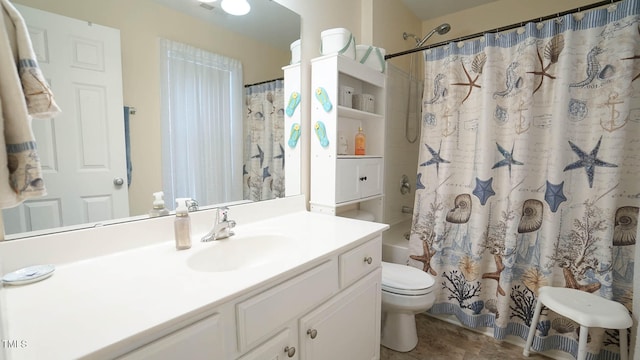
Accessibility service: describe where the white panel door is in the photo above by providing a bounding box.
[3,5,129,235]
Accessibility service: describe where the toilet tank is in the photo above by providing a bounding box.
[382,220,411,264]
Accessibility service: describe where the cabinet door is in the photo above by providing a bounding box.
[358,159,382,199]
[299,269,381,360]
[335,158,383,203]
[118,313,226,360]
[238,329,298,360]
[335,159,360,203]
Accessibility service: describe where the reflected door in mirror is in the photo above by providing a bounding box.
[2,5,129,235]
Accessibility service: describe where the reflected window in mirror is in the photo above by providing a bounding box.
[160,38,243,208]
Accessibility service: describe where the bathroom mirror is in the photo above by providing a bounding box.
[2,0,300,239]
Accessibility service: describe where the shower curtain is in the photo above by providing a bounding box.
[409,1,639,358]
[243,80,286,201]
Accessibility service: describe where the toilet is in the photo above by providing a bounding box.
[339,211,435,352]
[380,261,435,352]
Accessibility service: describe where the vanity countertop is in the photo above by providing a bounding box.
[0,199,388,360]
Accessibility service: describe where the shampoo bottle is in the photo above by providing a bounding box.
[355,126,366,155]
[174,198,192,250]
[149,191,170,217]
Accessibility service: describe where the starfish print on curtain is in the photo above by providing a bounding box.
[544,181,568,212]
[563,136,618,188]
[527,34,564,94]
[419,141,450,176]
[473,177,496,205]
[451,52,485,104]
[492,142,524,178]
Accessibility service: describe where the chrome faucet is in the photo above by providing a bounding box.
[201,206,236,242]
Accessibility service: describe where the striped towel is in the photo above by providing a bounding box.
[0,0,59,208]
[3,0,61,119]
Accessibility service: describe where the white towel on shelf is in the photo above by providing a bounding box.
[0,0,60,208]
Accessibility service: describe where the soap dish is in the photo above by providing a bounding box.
[2,264,55,285]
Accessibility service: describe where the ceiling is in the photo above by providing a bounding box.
[152,0,501,51]
[401,0,500,20]
[152,0,300,51]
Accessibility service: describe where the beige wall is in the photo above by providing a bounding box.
[421,0,598,43]
[371,0,421,73]
[13,0,289,216]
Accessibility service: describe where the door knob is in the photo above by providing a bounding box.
[284,346,296,357]
[113,177,125,186]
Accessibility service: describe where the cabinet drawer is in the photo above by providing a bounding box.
[236,260,338,352]
[339,236,381,288]
[118,313,225,360]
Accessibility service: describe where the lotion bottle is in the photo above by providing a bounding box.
[149,191,170,217]
[174,198,192,250]
[355,126,366,155]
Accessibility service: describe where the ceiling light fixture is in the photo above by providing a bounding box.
[220,0,250,16]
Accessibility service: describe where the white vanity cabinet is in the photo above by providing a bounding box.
[234,235,382,360]
[120,235,382,360]
[310,54,386,221]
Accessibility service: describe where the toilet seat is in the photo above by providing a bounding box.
[381,261,434,296]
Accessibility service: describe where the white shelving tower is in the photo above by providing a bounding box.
[309,54,386,221]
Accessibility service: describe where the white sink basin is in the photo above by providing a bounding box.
[187,234,297,272]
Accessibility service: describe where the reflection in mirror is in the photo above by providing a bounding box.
[2,0,300,239]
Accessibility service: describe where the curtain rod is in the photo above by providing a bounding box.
[384,0,622,60]
[244,77,284,88]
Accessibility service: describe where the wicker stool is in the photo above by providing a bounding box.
[523,286,632,360]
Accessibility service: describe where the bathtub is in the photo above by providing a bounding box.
[382,219,412,264]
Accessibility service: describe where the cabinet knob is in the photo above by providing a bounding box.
[284,346,296,357]
[364,256,373,264]
[307,328,318,339]
[359,176,368,181]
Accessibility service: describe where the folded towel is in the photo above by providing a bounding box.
[0,1,53,207]
[2,0,61,119]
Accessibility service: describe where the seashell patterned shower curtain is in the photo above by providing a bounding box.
[243,80,286,201]
[409,1,639,358]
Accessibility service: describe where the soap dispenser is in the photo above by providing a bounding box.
[355,125,366,155]
[149,191,170,217]
[174,198,192,250]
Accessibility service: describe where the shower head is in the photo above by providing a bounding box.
[415,23,451,48]
[435,23,452,35]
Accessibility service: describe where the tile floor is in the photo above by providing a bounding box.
[380,313,552,360]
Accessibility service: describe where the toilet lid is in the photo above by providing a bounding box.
[381,262,435,296]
